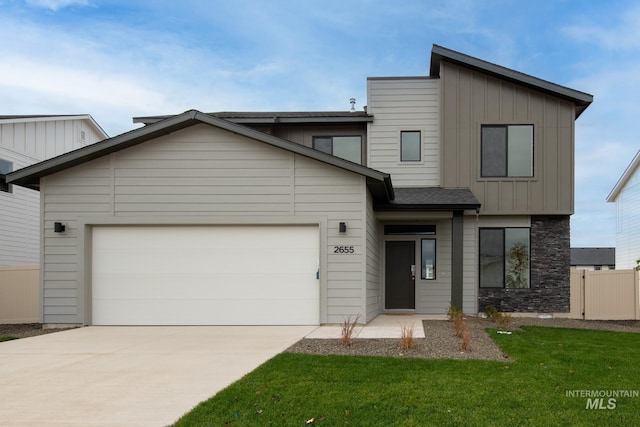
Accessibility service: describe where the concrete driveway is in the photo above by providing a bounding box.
[0,325,315,427]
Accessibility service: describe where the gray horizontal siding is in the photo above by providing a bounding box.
[365,191,382,321]
[41,124,367,324]
[367,78,440,186]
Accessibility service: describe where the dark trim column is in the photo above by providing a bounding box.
[451,210,464,308]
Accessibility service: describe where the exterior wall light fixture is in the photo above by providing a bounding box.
[339,222,347,233]
[54,222,66,233]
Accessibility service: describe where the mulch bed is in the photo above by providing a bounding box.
[286,317,640,361]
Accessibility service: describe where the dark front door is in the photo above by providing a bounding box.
[385,241,415,310]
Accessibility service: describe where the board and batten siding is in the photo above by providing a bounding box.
[0,119,104,267]
[40,124,367,324]
[440,61,575,215]
[614,167,640,269]
[366,77,440,186]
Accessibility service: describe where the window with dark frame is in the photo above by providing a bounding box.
[401,131,421,162]
[421,239,436,280]
[481,125,533,177]
[479,228,530,288]
[313,136,362,164]
[0,159,13,193]
[384,225,436,235]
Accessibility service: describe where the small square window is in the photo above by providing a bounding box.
[401,131,421,162]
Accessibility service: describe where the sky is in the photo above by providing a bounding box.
[1,0,638,248]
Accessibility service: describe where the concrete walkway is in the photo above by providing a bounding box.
[305,314,446,339]
[0,325,314,427]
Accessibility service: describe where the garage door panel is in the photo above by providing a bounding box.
[93,273,318,298]
[93,248,317,276]
[93,297,319,326]
[92,226,319,325]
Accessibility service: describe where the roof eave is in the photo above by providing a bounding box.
[430,44,593,117]
[133,114,374,126]
[8,109,391,194]
[7,111,203,188]
[607,149,640,202]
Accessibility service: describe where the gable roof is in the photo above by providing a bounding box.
[6,109,393,200]
[607,149,640,202]
[430,44,593,118]
[570,247,615,266]
[0,114,109,139]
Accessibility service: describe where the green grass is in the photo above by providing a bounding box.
[0,336,18,342]
[173,327,640,426]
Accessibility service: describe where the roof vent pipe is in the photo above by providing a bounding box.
[349,98,356,112]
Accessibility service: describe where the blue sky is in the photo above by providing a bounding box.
[1,0,638,248]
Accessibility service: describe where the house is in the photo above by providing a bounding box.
[570,248,615,270]
[0,115,107,266]
[607,150,640,269]
[6,45,593,326]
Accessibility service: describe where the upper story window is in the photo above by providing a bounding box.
[0,159,13,193]
[481,125,533,177]
[401,131,421,162]
[313,136,362,164]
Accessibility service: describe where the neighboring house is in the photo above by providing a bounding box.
[570,248,615,270]
[7,45,593,326]
[607,150,640,269]
[0,115,107,266]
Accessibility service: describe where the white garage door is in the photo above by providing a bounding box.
[92,226,319,325]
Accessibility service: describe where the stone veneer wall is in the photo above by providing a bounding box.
[478,215,570,313]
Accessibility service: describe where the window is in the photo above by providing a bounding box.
[0,159,13,193]
[313,136,362,164]
[401,131,421,161]
[479,228,530,288]
[594,265,602,271]
[421,239,436,280]
[384,224,436,235]
[481,125,533,177]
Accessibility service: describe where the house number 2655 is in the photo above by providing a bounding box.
[334,245,355,254]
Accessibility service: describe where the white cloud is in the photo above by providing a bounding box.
[25,0,89,11]
[563,3,640,51]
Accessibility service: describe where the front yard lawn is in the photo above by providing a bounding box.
[173,327,640,426]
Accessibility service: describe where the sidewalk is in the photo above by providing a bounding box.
[306,314,448,339]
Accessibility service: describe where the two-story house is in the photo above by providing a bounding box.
[6,45,592,326]
[0,115,107,266]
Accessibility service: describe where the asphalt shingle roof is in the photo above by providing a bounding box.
[376,187,480,210]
